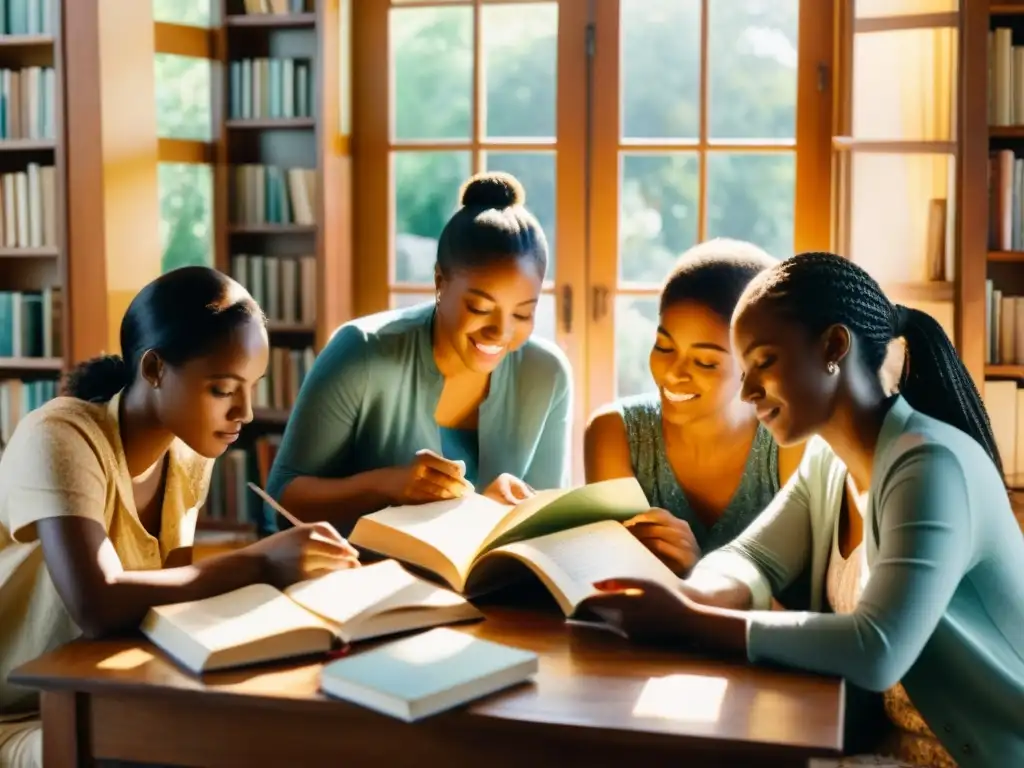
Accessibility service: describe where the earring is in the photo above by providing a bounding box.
[435,291,441,306]
[827,361,839,376]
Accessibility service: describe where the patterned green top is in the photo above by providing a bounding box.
[614,393,779,554]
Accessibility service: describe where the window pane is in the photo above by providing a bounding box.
[856,0,957,17]
[706,153,795,259]
[483,151,556,277]
[153,0,211,27]
[483,3,557,140]
[159,163,213,273]
[849,152,954,284]
[619,153,698,284]
[391,7,472,141]
[853,27,956,141]
[709,0,797,140]
[393,151,472,284]
[621,0,700,140]
[615,295,658,398]
[155,54,212,141]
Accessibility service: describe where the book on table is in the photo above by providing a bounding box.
[348,477,682,617]
[140,559,482,675]
[320,626,539,722]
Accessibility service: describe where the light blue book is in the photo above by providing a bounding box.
[320,627,539,722]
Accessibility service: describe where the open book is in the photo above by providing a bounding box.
[349,478,678,613]
[140,560,482,674]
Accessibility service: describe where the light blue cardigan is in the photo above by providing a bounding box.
[266,302,573,532]
[698,396,1024,766]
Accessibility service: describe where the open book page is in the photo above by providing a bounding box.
[469,520,681,616]
[481,477,651,552]
[143,584,335,654]
[348,495,514,590]
[284,560,431,627]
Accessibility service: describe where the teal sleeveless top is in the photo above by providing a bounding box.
[614,393,780,554]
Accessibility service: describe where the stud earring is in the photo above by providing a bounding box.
[827,361,839,376]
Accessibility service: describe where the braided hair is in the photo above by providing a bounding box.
[740,252,1002,474]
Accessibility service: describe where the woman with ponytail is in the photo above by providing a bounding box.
[582,253,1024,768]
[0,267,359,768]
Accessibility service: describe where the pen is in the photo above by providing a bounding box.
[247,482,304,528]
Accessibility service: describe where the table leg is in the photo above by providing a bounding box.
[40,691,93,768]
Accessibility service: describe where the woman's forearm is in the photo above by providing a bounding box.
[279,469,396,527]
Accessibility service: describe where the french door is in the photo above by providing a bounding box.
[352,0,833,479]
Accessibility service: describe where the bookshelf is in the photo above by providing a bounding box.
[196,0,350,543]
[965,0,1024,495]
[0,0,66,446]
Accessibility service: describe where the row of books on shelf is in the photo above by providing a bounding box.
[0,377,57,447]
[231,164,316,227]
[239,0,310,14]
[0,287,61,358]
[0,66,55,142]
[0,162,56,249]
[258,345,315,412]
[201,435,280,528]
[228,58,312,121]
[983,380,1024,483]
[230,253,316,326]
[0,0,53,37]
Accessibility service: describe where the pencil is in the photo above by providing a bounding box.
[247,482,304,528]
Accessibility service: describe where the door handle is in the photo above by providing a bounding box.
[592,285,609,321]
[560,284,573,334]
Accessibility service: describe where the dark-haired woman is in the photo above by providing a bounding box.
[266,172,571,532]
[585,239,804,576]
[0,267,359,768]
[583,253,1024,768]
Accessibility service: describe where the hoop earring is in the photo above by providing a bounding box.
[827,361,839,376]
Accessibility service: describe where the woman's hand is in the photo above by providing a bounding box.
[482,473,535,505]
[249,522,361,589]
[623,509,702,575]
[385,449,475,504]
[581,578,748,654]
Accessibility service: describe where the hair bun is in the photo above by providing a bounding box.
[460,171,525,209]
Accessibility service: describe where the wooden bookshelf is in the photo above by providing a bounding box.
[0,0,69,440]
[196,0,351,540]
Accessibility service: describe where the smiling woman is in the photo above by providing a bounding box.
[265,172,573,534]
[584,239,805,579]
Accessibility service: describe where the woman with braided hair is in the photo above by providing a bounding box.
[582,253,1024,767]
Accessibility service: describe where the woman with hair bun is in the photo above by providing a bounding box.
[267,171,572,532]
[0,267,359,768]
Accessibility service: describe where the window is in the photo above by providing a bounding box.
[154,54,213,141]
[158,163,214,272]
[152,0,212,28]
[355,0,831,478]
[154,5,216,273]
[387,2,559,346]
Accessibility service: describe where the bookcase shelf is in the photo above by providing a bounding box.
[0,34,54,49]
[200,0,349,539]
[0,1,69,444]
[0,139,55,152]
[224,13,316,29]
[0,357,63,372]
[991,4,1024,16]
[226,117,315,130]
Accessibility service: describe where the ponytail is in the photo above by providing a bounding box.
[895,305,1003,475]
[740,252,1003,475]
[62,355,131,403]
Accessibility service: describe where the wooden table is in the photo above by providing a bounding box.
[12,600,845,768]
